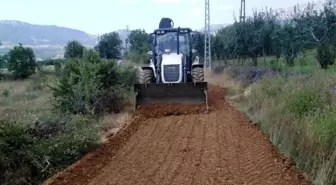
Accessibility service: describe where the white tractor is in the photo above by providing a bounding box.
[133,18,208,110]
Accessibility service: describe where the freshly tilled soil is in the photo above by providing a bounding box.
[135,103,208,118]
[43,85,311,185]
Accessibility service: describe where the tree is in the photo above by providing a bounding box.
[83,48,100,64]
[7,44,37,78]
[64,40,84,59]
[126,29,150,63]
[95,32,122,59]
[128,29,150,53]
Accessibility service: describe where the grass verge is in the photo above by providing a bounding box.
[209,67,336,185]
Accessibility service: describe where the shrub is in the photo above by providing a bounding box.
[7,44,37,79]
[64,40,84,59]
[0,115,100,185]
[82,48,101,64]
[50,57,137,115]
[316,43,334,69]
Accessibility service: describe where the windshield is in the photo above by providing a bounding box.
[156,32,190,54]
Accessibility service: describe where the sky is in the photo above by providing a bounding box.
[0,0,320,35]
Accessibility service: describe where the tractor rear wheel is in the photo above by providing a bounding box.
[191,67,204,82]
[139,69,154,84]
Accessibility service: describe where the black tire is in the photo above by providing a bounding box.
[191,67,204,82]
[139,69,154,84]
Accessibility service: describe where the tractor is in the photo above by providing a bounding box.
[133,18,208,111]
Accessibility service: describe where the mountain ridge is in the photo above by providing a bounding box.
[0,20,229,59]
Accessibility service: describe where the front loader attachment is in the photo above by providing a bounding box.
[133,82,208,111]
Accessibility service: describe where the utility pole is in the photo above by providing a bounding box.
[204,0,211,70]
[125,25,130,52]
[240,0,246,23]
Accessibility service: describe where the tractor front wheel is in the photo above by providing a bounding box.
[191,67,204,82]
[139,69,154,84]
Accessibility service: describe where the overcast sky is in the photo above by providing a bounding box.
[0,0,321,34]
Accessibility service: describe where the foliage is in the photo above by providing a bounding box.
[64,40,85,59]
[7,44,37,79]
[49,57,137,115]
[209,1,336,68]
[82,48,100,64]
[224,68,336,185]
[0,115,101,185]
[94,32,122,60]
[125,29,150,63]
[128,29,150,54]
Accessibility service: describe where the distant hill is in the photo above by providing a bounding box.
[0,20,227,59]
[0,20,100,59]
[0,20,136,60]
[0,20,97,46]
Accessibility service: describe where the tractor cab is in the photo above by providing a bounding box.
[148,28,193,57]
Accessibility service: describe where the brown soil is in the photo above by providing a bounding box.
[135,103,208,118]
[43,84,311,185]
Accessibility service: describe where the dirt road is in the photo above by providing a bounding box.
[44,85,311,185]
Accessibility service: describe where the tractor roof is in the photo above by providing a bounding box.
[153,27,193,33]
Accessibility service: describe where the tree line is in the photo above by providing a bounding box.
[0,28,151,78]
[63,29,150,64]
[204,1,336,69]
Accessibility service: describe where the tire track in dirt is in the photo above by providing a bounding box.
[167,115,202,185]
[117,118,159,161]
[192,113,221,185]
[151,115,194,185]
[141,115,185,185]
[43,84,312,185]
[164,115,194,185]
[88,116,178,185]
[188,115,207,185]
[216,109,242,185]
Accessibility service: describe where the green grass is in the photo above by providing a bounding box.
[210,49,336,185]
[213,49,330,74]
[221,69,336,185]
[0,71,54,124]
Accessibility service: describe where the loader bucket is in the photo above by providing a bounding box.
[133,82,208,111]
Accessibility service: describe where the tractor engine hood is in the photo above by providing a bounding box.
[161,53,183,65]
[160,53,183,83]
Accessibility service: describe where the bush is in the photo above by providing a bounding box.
[7,44,37,79]
[0,115,100,185]
[316,43,335,69]
[50,57,138,115]
[64,40,84,59]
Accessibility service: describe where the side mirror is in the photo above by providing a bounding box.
[148,33,154,44]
